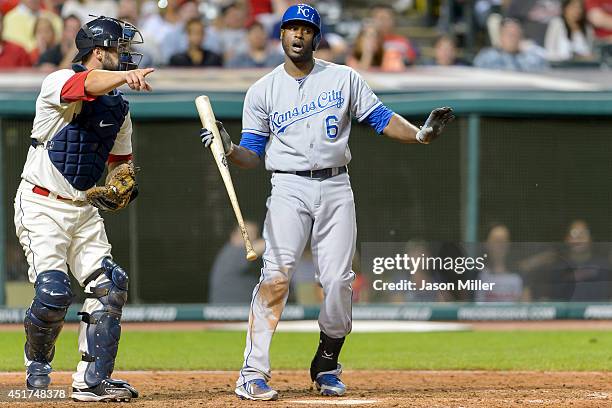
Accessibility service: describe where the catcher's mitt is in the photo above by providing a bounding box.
[86,163,138,211]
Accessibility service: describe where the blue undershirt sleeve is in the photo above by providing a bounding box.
[363,104,395,135]
[239,132,268,157]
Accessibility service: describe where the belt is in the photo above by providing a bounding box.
[32,185,69,201]
[274,165,347,180]
[31,138,54,149]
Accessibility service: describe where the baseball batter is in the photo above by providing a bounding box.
[14,16,153,402]
[200,4,454,401]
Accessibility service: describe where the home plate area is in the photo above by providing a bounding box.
[1,370,611,407]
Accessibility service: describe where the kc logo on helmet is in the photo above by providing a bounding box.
[297,5,312,20]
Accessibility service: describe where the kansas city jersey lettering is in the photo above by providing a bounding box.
[270,89,345,133]
[242,59,382,171]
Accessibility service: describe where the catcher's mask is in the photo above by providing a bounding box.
[73,16,143,71]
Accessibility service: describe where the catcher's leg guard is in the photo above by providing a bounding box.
[79,257,129,388]
[24,270,73,389]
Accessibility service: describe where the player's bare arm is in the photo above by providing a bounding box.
[199,121,260,169]
[84,67,155,95]
[383,107,455,144]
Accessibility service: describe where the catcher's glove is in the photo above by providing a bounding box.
[86,163,138,211]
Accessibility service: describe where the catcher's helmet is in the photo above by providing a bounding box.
[73,16,143,70]
[281,4,322,50]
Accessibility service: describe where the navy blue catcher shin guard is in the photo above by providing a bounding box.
[79,257,130,388]
[24,271,74,389]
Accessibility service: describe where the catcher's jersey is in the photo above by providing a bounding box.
[21,69,133,201]
[242,59,382,171]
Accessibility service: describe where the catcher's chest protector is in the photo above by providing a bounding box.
[48,66,129,191]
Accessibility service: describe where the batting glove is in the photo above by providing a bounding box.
[199,120,234,156]
[416,107,455,144]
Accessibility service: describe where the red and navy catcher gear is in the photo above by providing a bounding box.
[73,16,143,71]
[281,4,322,50]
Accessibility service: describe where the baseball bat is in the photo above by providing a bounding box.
[195,95,258,262]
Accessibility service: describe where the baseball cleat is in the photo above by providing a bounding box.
[314,373,346,396]
[26,361,52,390]
[235,379,279,401]
[71,379,138,402]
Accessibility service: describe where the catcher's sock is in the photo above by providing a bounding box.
[310,331,345,381]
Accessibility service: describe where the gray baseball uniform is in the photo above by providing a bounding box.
[237,59,386,385]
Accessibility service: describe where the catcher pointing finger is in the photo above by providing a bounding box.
[13,16,150,402]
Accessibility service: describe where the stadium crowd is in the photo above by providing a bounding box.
[0,0,610,71]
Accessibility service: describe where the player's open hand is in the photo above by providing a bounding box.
[125,68,155,92]
[416,107,455,144]
[199,121,234,156]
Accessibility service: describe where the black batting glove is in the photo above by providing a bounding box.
[199,120,234,155]
[416,107,455,144]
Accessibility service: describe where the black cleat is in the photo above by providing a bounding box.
[71,379,138,402]
[26,361,52,390]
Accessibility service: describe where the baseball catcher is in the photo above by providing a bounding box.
[14,16,153,402]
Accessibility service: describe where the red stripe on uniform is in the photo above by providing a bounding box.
[60,70,96,103]
[107,154,133,163]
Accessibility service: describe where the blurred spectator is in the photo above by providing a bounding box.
[347,25,385,70]
[251,0,289,33]
[475,0,505,27]
[545,0,594,60]
[30,15,56,64]
[424,34,471,66]
[370,4,417,65]
[547,220,611,300]
[140,0,194,65]
[474,18,548,70]
[0,0,19,15]
[61,0,118,23]
[249,0,273,20]
[562,220,611,300]
[475,224,526,302]
[585,0,612,42]
[208,221,265,304]
[313,37,335,62]
[2,0,62,52]
[525,220,611,300]
[43,0,64,15]
[205,2,248,61]
[38,13,80,70]
[169,17,223,67]
[156,0,201,65]
[117,0,139,24]
[347,24,406,71]
[226,21,284,68]
[0,11,32,67]
[507,0,562,45]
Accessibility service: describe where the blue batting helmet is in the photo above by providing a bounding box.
[281,4,322,50]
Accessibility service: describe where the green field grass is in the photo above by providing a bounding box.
[1,330,611,372]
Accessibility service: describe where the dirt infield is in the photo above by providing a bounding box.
[1,370,611,407]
